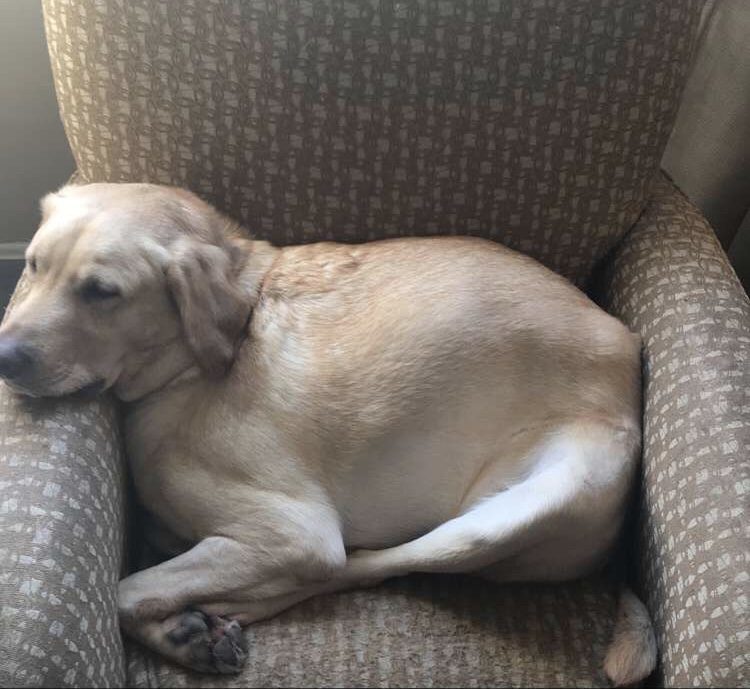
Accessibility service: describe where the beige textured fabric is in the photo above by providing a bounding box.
[603,174,750,688]
[0,276,127,688]
[125,574,618,688]
[42,0,701,284]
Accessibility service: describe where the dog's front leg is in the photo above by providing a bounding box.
[118,504,345,674]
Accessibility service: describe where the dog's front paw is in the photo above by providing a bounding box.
[166,610,248,674]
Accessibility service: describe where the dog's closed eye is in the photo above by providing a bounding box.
[79,277,122,302]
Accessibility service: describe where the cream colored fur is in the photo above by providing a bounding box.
[0,183,655,685]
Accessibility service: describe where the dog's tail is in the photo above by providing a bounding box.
[603,586,657,686]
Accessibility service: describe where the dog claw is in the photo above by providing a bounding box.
[213,620,247,673]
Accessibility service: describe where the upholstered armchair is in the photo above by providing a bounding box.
[1,1,747,687]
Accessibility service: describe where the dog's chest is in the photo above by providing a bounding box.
[123,381,313,542]
[124,387,221,540]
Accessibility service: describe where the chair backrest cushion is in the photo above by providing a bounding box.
[42,0,701,283]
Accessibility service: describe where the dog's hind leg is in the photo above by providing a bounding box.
[325,421,652,687]
[339,422,635,583]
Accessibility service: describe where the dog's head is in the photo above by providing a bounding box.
[0,183,257,400]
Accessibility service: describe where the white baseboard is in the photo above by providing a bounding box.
[0,243,28,260]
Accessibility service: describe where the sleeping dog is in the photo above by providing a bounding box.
[0,183,654,685]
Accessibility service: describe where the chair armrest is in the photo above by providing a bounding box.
[0,274,127,687]
[602,173,750,687]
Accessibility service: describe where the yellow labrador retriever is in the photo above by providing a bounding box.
[0,183,654,685]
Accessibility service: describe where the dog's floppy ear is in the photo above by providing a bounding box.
[166,237,251,377]
[40,191,62,223]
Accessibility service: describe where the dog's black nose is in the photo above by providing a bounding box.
[0,337,34,381]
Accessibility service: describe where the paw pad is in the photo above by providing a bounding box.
[167,610,248,674]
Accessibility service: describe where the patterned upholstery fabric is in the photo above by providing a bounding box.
[603,174,750,688]
[125,574,619,688]
[4,1,743,688]
[42,0,701,285]
[0,278,127,688]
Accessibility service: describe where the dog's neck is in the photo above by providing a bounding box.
[113,338,201,402]
[114,239,280,403]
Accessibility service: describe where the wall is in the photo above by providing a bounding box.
[0,0,74,245]
[662,0,750,252]
[661,0,750,292]
[0,0,75,310]
[729,210,750,289]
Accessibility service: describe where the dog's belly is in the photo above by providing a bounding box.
[336,435,482,550]
[332,407,545,551]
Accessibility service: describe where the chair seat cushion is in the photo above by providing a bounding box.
[125,573,618,688]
